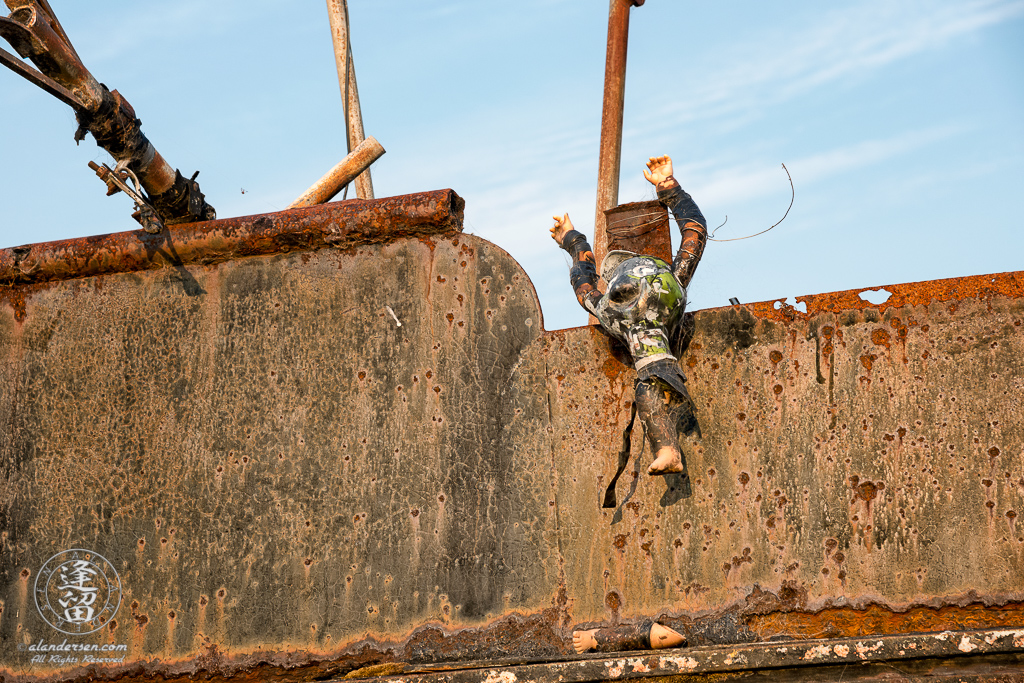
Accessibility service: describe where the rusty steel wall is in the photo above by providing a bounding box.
[1,197,1023,682]
[507,273,1024,648]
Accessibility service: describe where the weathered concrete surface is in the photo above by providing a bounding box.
[1,195,1023,682]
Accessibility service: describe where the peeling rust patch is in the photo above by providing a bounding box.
[732,271,1024,323]
[749,602,1024,640]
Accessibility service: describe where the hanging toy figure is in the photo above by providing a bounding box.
[550,154,708,491]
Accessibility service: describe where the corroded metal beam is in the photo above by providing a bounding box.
[343,628,1024,683]
[0,0,215,225]
[737,270,1024,322]
[0,189,464,290]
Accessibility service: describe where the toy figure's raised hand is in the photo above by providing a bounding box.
[550,213,574,246]
[643,155,674,186]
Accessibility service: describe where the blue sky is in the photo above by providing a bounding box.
[2,1,1022,328]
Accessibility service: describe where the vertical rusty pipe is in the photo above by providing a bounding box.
[345,54,373,200]
[326,0,374,200]
[594,0,643,276]
[326,0,350,136]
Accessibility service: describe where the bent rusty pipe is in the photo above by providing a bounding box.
[1,0,214,223]
[289,136,385,208]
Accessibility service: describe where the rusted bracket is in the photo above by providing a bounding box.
[0,0,216,226]
[88,161,164,234]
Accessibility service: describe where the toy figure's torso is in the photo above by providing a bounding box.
[593,255,686,368]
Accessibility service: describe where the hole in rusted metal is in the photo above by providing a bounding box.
[860,288,892,305]
[772,297,807,313]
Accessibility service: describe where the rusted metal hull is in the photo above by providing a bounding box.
[1,195,1023,682]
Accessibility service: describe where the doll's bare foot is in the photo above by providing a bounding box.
[572,628,599,654]
[648,447,683,475]
[649,623,686,649]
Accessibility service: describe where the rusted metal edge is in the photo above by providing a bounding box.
[554,271,1024,339]
[0,189,465,288]
[728,271,1024,323]
[3,601,1022,683]
[342,628,1024,683]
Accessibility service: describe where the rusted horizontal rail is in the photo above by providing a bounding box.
[0,189,464,287]
[715,270,1024,323]
[341,628,1024,683]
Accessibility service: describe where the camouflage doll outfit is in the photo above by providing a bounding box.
[558,179,708,504]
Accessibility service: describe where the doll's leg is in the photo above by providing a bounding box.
[635,380,684,475]
[573,621,686,653]
[573,621,651,653]
[650,622,686,649]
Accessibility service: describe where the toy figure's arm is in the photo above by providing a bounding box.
[551,213,602,313]
[644,156,708,289]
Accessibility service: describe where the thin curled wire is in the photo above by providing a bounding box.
[709,163,794,242]
[603,163,794,243]
[606,211,667,237]
[607,211,667,227]
[608,212,668,226]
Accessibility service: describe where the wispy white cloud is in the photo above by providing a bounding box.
[435,0,1019,233]
[688,124,965,206]
[70,0,281,66]
[637,0,1024,134]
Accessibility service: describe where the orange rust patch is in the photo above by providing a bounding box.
[871,329,891,349]
[714,271,1024,323]
[0,283,33,322]
[748,602,1024,640]
[850,476,883,504]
